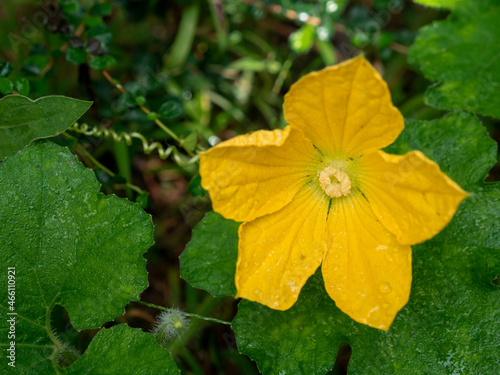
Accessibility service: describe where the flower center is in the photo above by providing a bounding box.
[318,166,351,198]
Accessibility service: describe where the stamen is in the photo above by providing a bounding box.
[319,166,351,198]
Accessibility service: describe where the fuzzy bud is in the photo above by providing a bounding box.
[152,309,190,349]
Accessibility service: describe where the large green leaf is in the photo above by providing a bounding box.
[0,95,91,159]
[409,1,500,118]
[0,142,158,373]
[180,212,239,297]
[66,324,179,374]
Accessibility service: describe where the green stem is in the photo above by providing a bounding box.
[46,307,63,372]
[136,300,230,326]
[64,133,146,195]
[152,118,183,145]
[99,70,196,157]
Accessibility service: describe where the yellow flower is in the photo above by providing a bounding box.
[199,55,468,330]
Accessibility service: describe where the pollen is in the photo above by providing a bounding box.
[319,166,351,198]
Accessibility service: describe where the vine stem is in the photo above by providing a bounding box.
[63,133,146,195]
[98,69,196,157]
[136,300,231,326]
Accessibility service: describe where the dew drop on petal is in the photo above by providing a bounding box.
[379,282,392,294]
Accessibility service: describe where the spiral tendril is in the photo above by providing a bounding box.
[68,123,199,166]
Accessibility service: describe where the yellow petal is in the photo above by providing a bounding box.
[283,55,403,158]
[322,195,412,331]
[235,187,329,310]
[358,150,469,245]
[199,126,319,222]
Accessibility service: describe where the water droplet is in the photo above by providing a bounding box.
[298,12,309,22]
[326,1,338,13]
[379,282,392,294]
[317,26,330,41]
[208,135,221,146]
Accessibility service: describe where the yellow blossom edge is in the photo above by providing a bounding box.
[199,126,320,222]
[283,55,404,158]
[359,150,469,245]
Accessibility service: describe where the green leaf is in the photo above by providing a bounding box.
[0,61,13,77]
[409,1,500,118]
[414,0,461,9]
[158,98,183,119]
[14,77,30,96]
[66,325,179,374]
[0,142,155,373]
[65,47,88,64]
[0,95,92,159]
[181,131,198,153]
[232,273,341,375]
[228,57,281,74]
[165,3,200,70]
[437,182,500,249]
[0,77,13,95]
[89,55,116,70]
[180,212,239,297]
[385,112,497,187]
[86,25,113,46]
[90,2,112,16]
[188,174,206,197]
[289,24,316,54]
[60,0,80,14]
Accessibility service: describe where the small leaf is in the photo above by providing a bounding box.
[289,24,316,53]
[89,55,116,70]
[136,193,150,209]
[188,174,206,197]
[86,25,113,46]
[159,98,183,119]
[0,95,92,159]
[228,57,281,73]
[60,0,80,13]
[66,325,179,374]
[181,131,198,153]
[0,77,13,95]
[90,2,112,16]
[65,47,88,64]
[0,61,13,77]
[14,77,30,96]
[180,212,239,297]
[0,142,155,373]
[414,0,460,9]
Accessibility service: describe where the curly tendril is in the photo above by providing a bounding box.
[68,123,199,166]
